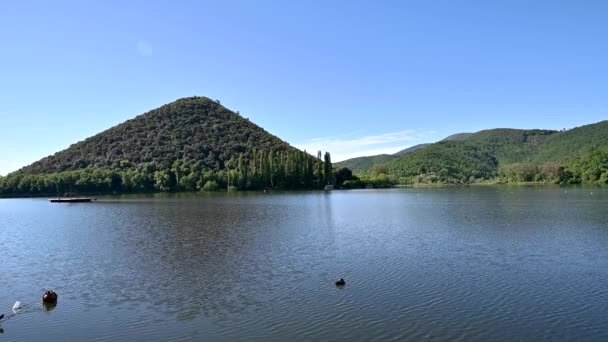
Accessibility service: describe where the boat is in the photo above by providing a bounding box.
[324,185,334,191]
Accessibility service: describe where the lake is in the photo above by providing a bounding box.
[1,186,608,341]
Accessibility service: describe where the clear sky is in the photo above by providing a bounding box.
[1,0,607,175]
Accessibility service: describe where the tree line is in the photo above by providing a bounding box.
[0,149,346,196]
[498,147,608,184]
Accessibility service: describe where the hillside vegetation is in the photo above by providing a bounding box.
[367,121,608,185]
[393,143,432,156]
[459,128,557,164]
[336,133,473,173]
[1,97,337,195]
[334,154,398,174]
[335,143,430,172]
[385,141,499,183]
[440,133,473,141]
[20,97,293,174]
[532,121,608,163]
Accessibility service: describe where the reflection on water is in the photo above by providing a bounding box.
[1,187,608,341]
[42,303,56,312]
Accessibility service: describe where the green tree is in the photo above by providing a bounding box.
[323,152,333,185]
[154,170,172,192]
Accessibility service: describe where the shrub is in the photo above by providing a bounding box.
[202,180,219,192]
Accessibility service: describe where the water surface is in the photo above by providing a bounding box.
[1,187,607,341]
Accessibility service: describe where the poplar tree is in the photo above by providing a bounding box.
[324,151,333,185]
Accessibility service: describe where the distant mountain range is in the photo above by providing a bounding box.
[337,121,608,183]
[334,132,472,173]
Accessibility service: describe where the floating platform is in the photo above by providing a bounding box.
[49,197,95,203]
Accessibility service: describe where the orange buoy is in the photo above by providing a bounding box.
[42,290,58,303]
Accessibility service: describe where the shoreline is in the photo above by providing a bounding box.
[2,182,607,199]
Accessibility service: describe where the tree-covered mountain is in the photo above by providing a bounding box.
[19,97,294,174]
[455,128,557,164]
[531,120,608,163]
[381,121,608,184]
[335,132,473,173]
[384,141,499,183]
[334,143,432,173]
[393,143,432,156]
[1,97,335,195]
[334,154,398,174]
[440,133,473,141]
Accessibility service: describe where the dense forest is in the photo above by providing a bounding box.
[0,97,351,196]
[337,121,608,186]
[18,97,294,174]
[0,149,340,195]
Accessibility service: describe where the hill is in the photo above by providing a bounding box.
[336,132,477,174]
[393,143,432,156]
[441,133,473,141]
[335,133,474,173]
[19,97,293,174]
[381,122,608,184]
[384,141,499,183]
[334,154,398,174]
[459,128,557,164]
[334,143,434,173]
[1,97,332,195]
[532,121,608,163]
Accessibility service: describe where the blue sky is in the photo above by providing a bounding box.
[1,1,607,175]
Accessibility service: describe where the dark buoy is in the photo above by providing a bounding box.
[42,290,58,304]
[335,278,345,286]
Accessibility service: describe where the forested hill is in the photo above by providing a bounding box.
[19,97,293,174]
[334,154,398,174]
[382,121,608,184]
[440,133,473,141]
[334,132,471,173]
[334,143,433,173]
[2,97,337,195]
[383,128,558,183]
[393,143,432,156]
